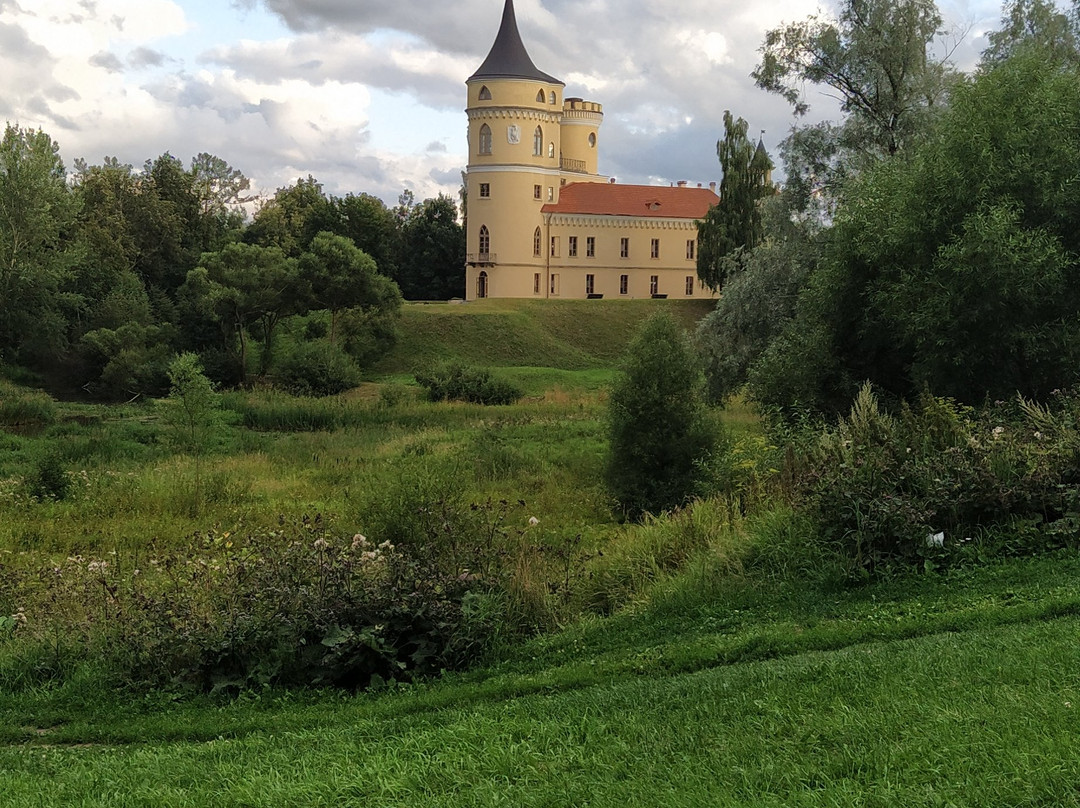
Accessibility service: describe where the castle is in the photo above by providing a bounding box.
[464,0,722,301]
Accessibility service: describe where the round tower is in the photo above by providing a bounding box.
[559,97,604,177]
[465,0,564,300]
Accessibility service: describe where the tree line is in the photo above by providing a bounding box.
[0,138,465,399]
[696,0,1080,416]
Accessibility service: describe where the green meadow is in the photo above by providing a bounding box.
[1,299,1079,805]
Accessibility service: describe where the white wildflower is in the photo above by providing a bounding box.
[313,538,329,551]
[926,531,945,548]
[378,540,394,552]
[528,517,540,526]
[351,534,369,549]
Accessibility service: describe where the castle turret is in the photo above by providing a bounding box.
[465,0,565,299]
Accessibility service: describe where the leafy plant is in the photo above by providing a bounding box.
[415,362,522,405]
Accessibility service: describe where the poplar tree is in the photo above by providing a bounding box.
[696,111,773,291]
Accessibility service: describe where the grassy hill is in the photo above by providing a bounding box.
[3,554,1080,805]
[373,298,715,373]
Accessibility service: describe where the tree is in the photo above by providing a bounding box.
[982,0,1080,66]
[184,243,300,381]
[752,0,953,160]
[336,192,400,281]
[697,196,820,402]
[748,47,1080,411]
[396,194,466,300]
[298,232,402,346]
[606,312,721,519]
[164,352,220,514]
[245,177,339,258]
[696,111,773,291]
[189,153,252,246]
[0,124,78,363]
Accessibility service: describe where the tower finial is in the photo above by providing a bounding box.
[469,0,563,84]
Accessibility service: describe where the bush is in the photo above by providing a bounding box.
[25,451,70,502]
[606,312,723,519]
[275,341,361,397]
[0,523,505,694]
[799,384,1080,576]
[0,388,56,428]
[415,362,522,405]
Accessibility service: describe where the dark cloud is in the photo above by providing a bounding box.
[0,20,53,61]
[90,51,125,72]
[128,47,168,69]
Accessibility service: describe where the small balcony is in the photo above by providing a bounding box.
[467,253,497,267]
[560,157,587,174]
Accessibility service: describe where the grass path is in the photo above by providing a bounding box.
[3,555,1080,806]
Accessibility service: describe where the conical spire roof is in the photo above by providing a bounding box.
[469,0,562,84]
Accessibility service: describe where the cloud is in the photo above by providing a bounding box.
[90,50,125,72]
[128,46,168,68]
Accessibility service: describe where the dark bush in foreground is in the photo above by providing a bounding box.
[415,363,522,405]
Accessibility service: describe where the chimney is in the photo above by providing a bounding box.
[697,183,702,188]
[677,180,688,188]
[709,182,717,193]
[610,177,616,184]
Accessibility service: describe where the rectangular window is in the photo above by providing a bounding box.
[686,276,694,296]
[620,238,629,259]
[651,239,660,259]
[686,239,695,260]
[586,236,595,257]
[620,275,628,295]
[534,273,541,295]
[550,274,560,295]
[547,187,554,202]
[650,276,659,295]
[586,274,595,295]
[568,236,578,257]
[479,183,490,198]
[534,184,542,200]
[550,236,559,257]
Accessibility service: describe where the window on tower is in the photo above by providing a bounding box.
[479,183,490,198]
[548,142,555,159]
[589,133,597,148]
[533,127,543,156]
[536,89,546,102]
[479,86,492,101]
[479,225,491,257]
[533,227,542,257]
[479,124,492,155]
[549,91,556,105]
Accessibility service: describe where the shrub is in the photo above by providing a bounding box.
[415,362,522,405]
[606,312,723,519]
[0,389,56,428]
[800,384,1080,576]
[25,450,70,502]
[275,341,361,397]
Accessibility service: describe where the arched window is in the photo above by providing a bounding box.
[478,124,492,155]
[536,89,546,103]
[548,142,555,159]
[589,133,597,148]
[533,227,542,257]
[533,126,543,157]
[549,91,556,105]
[477,271,488,299]
[478,85,492,101]
[479,225,491,256]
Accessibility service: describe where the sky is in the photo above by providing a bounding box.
[0,0,1009,207]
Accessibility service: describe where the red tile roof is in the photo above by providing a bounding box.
[542,182,718,219]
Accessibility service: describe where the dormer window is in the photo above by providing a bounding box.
[479,124,492,155]
[479,85,492,101]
